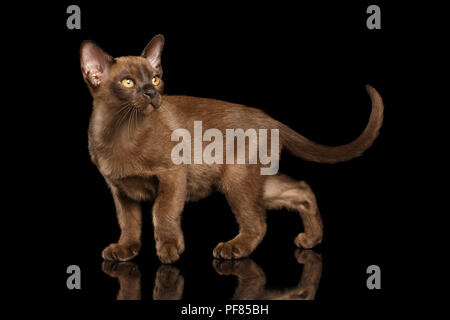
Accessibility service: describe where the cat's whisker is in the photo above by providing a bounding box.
[117,105,135,132]
[116,102,132,113]
[126,104,138,138]
[115,102,146,134]
[114,103,129,120]
[127,108,131,137]
[133,107,138,133]
[135,107,142,129]
[116,102,131,113]
[116,105,133,129]
[130,107,136,136]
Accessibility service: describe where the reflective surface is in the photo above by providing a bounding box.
[102,249,321,300]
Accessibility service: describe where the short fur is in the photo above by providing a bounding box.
[80,35,384,264]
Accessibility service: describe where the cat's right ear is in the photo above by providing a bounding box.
[80,41,113,88]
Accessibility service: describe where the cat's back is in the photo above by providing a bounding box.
[162,95,275,129]
[163,95,245,115]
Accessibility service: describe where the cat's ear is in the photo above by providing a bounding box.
[80,40,113,87]
[141,34,165,74]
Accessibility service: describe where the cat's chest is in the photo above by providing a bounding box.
[111,175,158,202]
[94,150,142,179]
[89,137,146,178]
[91,145,159,201]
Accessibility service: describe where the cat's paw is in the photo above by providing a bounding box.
[102,242,140,261]
[153,265,184,300]
[294,233,322,249]
[213,241,251,260]
[156,242,183,264]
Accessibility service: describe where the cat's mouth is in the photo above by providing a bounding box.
[135,102,158,112]
[147,97,162,110]
[140,94,161,111]
[143,102,159,112]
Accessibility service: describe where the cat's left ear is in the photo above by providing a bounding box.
[142,34,165,74]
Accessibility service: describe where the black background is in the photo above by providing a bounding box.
[22,0,421,313]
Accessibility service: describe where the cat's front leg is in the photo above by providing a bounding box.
[152,168,187,264]
[102,188,142,261]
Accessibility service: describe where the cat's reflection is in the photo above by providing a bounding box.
[213,249,322,300]
[153,265,184,300]
[102,249,321,300]
[102,261,142,300]
[101,262,184,300]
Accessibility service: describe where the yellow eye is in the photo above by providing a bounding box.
[121,78,134,88]
[152,76,161,86]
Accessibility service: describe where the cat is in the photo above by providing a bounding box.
[80,34,383,264]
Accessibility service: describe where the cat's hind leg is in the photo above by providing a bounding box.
[263,174,323,248]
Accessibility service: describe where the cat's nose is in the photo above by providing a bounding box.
[144,89,157,99]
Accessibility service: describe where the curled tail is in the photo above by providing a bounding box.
[279,85,384,163]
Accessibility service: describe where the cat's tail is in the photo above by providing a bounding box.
[278,85,383,163]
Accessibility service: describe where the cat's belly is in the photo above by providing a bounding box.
[186,165,221,202]
[111,166,221,203]
[113,176,158,202]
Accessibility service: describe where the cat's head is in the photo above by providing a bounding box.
[80,34,165,111]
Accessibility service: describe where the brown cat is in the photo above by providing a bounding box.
[80,34,383,264]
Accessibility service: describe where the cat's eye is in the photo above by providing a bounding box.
[121,78,134,88]
[152,76,161,86]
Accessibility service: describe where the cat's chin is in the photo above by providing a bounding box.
[147,102,161,112]
[138,103,155,114]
